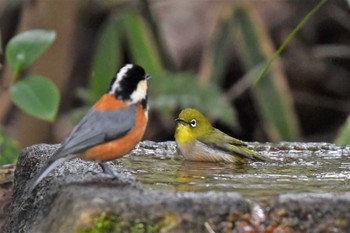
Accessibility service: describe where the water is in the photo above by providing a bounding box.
[117,141,350,202]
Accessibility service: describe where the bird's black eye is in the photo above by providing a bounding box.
[190,119,197,128]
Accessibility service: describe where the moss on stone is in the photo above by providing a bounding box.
[79,212,162,233]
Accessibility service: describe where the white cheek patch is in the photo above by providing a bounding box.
[129,80,147,104]
[109,64,133,94]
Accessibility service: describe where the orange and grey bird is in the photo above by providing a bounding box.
[28,64,150,191]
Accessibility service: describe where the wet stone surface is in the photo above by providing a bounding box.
[4,141,350,232]
[125,141,350,202]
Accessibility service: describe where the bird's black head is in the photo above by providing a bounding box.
[108,64,150,104]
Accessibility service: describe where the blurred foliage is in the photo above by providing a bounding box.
[88,16,121,104]
[254,0,328,86]
[335,116,350,145]
[233,4,300,141]
[2,0,348,145]
[5,30,60,122]
[246,0,326,141]
[152,72,236,125]
[200,9,235,85]
[85,7,237,127]
[82,0,330,138]
[333,0,350,144]
[0,127,18,166]
[123,11,163,82]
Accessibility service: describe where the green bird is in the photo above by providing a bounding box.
[174,108,266,163]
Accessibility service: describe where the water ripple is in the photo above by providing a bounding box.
[121,141,350,201]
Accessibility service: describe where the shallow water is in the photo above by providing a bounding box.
[118,141,350,202]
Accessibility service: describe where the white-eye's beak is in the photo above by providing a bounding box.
[175,118,187,126]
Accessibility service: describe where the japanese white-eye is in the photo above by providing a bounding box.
[175,108,266,163]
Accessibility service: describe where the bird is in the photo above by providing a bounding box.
[28,64,151,191]
[174,108,267,163]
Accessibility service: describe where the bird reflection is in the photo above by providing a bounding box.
[175,160,249,192]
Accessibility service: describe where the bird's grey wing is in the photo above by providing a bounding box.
[197,128,246,149]
[198,129,265,161]
[53,104,137,158]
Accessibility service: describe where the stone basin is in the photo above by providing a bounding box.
[4,141,350,232]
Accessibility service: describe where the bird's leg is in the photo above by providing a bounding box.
[99,162,117,177]
[99,162,138,185]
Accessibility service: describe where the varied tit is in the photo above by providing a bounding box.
[28,64,150,191]
[175,108,266,163]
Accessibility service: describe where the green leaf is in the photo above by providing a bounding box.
[140,0,174,69]
[254,0,327,85]
[201,11,234,84]
[89,17,121,103]
[122,11,163,86]
[334,116,350,145]
[6,29,56,76]
[197,11,239,127]
[233,5,300,141]
[230,0,326,141]
[10,75,60,122]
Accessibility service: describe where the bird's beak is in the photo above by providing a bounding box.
[175,118,187,126]
[145,74,151,81]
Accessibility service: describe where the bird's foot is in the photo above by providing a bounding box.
[98,162,118,178]
[98,162,138,185]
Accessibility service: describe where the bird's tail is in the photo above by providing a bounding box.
[240,146,267,162]
[27,152,76,192]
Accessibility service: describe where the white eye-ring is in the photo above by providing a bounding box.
[190,119,197,128]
